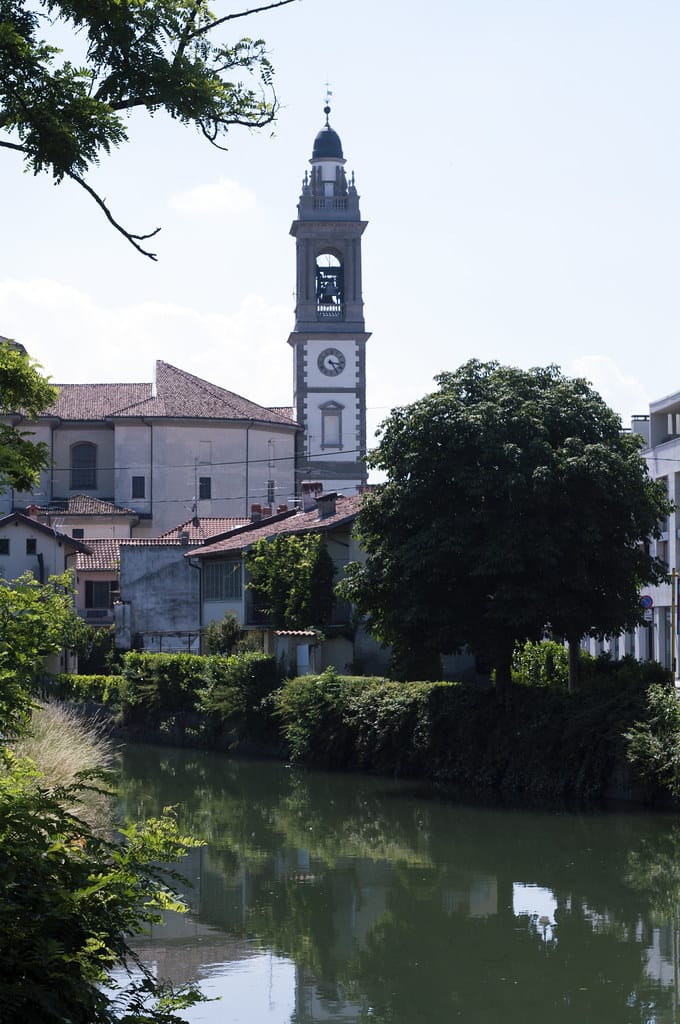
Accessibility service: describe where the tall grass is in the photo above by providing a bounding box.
[11,702,117,834]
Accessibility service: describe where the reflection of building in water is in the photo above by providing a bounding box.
[442,872,498,918]
[296,967,364,1023]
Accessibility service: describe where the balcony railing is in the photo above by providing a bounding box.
[78,608,114,624]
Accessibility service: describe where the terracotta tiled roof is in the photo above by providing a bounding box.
[189,493,364,559]
[268,406,297,422]
[44,383,151,419]
[43,362,298,426]
[157,516,249,543]
[75,538,121,571]
[37,494,138,517]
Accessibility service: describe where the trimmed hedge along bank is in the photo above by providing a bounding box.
[51,653,680,804]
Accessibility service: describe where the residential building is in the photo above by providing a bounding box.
[187,489,386,675]
[113,515,250,653]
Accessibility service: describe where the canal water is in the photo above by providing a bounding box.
[118,743,680,1023]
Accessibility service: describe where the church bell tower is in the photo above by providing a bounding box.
[289,104,369,495]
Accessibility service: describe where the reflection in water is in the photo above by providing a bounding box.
[117,744,680,1023]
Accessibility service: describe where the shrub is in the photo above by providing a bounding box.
[197,651,280,743]
[625,683,680,797]
[272,669,378,765]
[47,673,127,707]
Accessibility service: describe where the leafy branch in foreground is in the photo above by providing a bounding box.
[0,0,297,257]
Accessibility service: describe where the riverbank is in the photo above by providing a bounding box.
[48,649,680,807]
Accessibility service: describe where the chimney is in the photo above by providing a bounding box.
[178,531,190,546]
[316,492,338,518]
[251,503,262,523]
[301,481,323,512]
[26,504,40,519]
[276,504,288,515]
[262,505,273,519]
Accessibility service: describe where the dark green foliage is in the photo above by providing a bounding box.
[197,650,280,745]
[48,672,126,706]
[512,639,572,687]
[202,611,244,655]
[0,0,292,254]
[340,360,673,689]
[0,341,57,493]
[246,533,336,629]
[0,757,203,1023]
[625,683,680,797]
[273,665,676,804]
[271,668,378,766]
[121,652,209,721]
[0,572,207,1021]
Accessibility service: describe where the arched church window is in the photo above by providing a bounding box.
[71,443,97,490]
[316,253,344,321]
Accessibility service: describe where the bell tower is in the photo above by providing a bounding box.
[288,103,370,495]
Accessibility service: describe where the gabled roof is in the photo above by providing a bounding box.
[75,538,121,571]
[42,361,298,427]
[35,494,138,518]
[188,494,364,559]
[0,512,91,552]
[157,516,249,543]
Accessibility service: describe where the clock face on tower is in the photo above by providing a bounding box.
[318,347,346,377]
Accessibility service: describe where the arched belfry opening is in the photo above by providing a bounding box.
[316,252,344,319]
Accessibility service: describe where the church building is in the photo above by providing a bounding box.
[0,106,370,538]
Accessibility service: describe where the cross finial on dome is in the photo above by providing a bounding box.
[323,81,333,125]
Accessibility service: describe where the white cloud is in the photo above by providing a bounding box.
[569,354,650,425]
[168,178,258,215]
[0,278,293,407]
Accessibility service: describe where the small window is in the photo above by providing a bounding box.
[199,476,212,500]
[0,539,8,555]
[132,476,145,499]
[85,580,115,609]
[204,560,242,601]
[72,528,84,539]
[26,538,37,555]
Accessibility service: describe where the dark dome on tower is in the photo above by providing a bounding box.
[312,106,344,159]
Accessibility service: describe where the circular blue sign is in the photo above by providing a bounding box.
[640,595,654,609]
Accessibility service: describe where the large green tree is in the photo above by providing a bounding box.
[0,339,57,493]
[339,360,672,689]
[0,0,295,257]
[246,533,336,630]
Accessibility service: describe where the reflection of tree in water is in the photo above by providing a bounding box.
[351,872,670,1024]
[116,746,680,1022]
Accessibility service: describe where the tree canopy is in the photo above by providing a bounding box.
[0,339,57,493]
[339,360,672,688]
[246,533,336,630]
[0,0,295,256]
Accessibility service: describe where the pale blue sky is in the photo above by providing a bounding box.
[1,0,678,455]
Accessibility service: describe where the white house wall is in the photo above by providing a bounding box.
[0,518,77,581]
[116,544,201,650]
